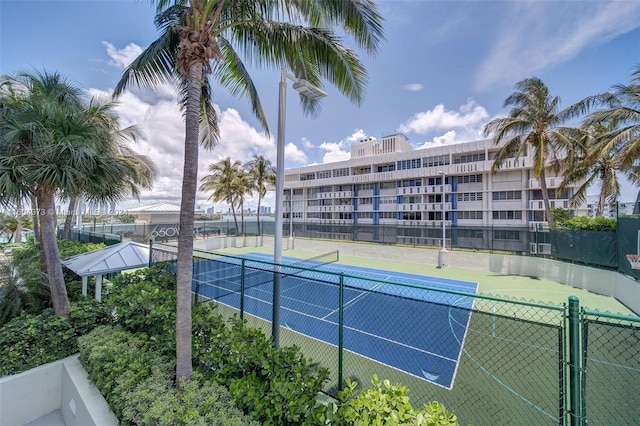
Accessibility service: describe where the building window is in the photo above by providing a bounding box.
[402,179,422,187]
[453,152,486,164]
[317,170,331,179]
[380,212,396,219]
[380,196,396,204]
[380,181,396,189]
[423,154,450,167]
[458,211,483,220]
[359,183,374,191]
[492,211,522,220]
[494,230,521,240]
[457,192,483,201]
[401,212,422,220]
[360,197,373,205]
[377,164,396,172]
[456,229,484,238]
[333,168,350,177]
[397,158,422,170]
[492,191,522,200]
[458,174,483,184]
[300,173,316,181]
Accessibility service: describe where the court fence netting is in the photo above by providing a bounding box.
[149,243,639,426]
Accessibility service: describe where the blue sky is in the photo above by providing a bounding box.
[2,0,639,211]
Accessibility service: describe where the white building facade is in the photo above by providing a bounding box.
[283,133,586,230]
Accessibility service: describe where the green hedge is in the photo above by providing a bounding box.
[0,300,111,375]
[78,326,256,425]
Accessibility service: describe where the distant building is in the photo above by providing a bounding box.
[586,196,636,218]
[126,203,204,224]
[283,133,587,229]
[259,206,271,214]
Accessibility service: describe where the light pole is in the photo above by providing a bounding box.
[288,188,294,249]
[438,171,447,268]
[273,68,327,346]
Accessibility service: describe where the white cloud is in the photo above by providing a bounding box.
[317,129,366,164]
[285,142,308,163]
[475,1,640,90]
[399,99,489,134]
[346,129,367,144]
[301,137,314,150]
[100,43,277,210]
[415,130,458,149]
[102,41,142,68]
[403,83,424,92]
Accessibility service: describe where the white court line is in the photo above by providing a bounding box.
[322,282,385,320]
[202,286,457,363]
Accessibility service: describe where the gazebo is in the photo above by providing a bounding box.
[61,241,150,301]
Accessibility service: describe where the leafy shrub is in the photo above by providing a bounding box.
[194,308,329,425]
[78,325,166,420]
[551,212,617,231]
[314,375,460,426]
[0,300,108,375]
[104,265,177,352]
[79,325,255,426]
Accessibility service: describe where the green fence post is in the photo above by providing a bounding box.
[568,296,583,426]
[240,259,245,321]
[338,273,345,392]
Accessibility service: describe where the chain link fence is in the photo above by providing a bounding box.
[148,244,639,425]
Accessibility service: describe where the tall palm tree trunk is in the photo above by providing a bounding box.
[539,170,555,225]
[62,196,78,240]
[30,195,40,242]
[37,189,70,316]
[597,183,608,217]
[14,198,22,243]
[256,198,262,235]
[175,64,201,384]
[230,204,239,235]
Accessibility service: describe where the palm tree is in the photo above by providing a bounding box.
[113,0,384,382]
[245,155,275,235]
[233,168,253,235]
[61,98,157,240]
[583,65,640,205]
[561,121,640,216]
[199,158,243,232]
[483,77,585,225]
[0,70,156,316]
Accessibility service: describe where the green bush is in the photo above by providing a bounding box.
[79,325,255,426]
[104,265,177,353]
[0,300,109,375]
[194,310,330,425]
[314,375,461,426]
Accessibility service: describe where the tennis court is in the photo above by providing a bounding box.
[192,251,478,389]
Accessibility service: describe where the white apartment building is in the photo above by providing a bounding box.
[283,133,586,230]
[586,196,637,218]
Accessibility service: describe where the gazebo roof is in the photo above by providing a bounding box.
[62,241,149,277]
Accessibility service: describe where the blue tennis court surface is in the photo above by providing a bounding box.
[192,253,478,389]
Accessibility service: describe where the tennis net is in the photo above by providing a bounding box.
[193,250,340,301]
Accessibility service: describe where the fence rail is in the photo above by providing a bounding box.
[150,243,640,426]
[76,216,640,279]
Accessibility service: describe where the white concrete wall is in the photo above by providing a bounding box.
[0,355,117,426]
